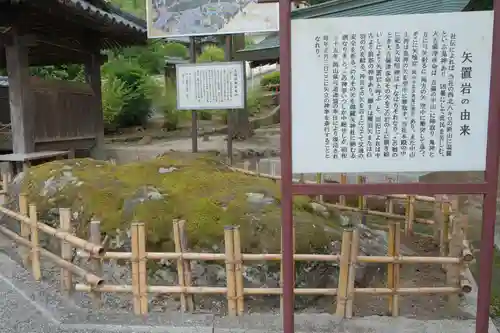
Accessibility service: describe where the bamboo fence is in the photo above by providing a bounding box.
[0,168,474,319]
[0,173,105,290]
[74,212,473,318]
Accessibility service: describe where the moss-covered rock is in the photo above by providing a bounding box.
[17,153,342,255]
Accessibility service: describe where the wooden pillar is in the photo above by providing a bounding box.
[231,34,251,140]
[85,51,105,160]
[5,32,35,154]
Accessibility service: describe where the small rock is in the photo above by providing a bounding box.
[158,167,177,174]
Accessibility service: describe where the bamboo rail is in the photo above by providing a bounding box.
[74,216,473,317]
[0,188,106,295]
[0,205,104,256]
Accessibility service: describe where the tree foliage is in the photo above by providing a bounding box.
[111,0,146,18]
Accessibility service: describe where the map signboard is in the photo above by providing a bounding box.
[291,11,494,174]
[176,62,245,110]
[146,0,278,38]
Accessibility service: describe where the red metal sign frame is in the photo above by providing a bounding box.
[278,1,500,333]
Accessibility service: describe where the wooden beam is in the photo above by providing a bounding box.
[5,30,36,154]
[0,33,37,47]
[84,47,105,160]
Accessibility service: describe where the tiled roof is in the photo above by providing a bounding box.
[238,0,472,56]
[55,0,146,34]
[0,0,146,35]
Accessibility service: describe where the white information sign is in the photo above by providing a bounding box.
[176,62,245,110]
[291,11,494,174]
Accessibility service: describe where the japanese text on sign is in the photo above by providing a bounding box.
[291,12,493,173]
[176,62,245,110]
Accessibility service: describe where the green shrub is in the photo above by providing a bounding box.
[101,58,156,128]
[163,42,189,59]
[197,45,225,63]
[159,79,181,131]
[260,71,280,88]
[247,87,263,116]
[102,76,138,132]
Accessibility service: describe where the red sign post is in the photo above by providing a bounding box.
[278,2,500,333]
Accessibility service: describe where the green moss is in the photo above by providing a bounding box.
[21,153,342,254]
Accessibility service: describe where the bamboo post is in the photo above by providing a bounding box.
[357,176,366,210]
[255,161,260,176]
[446,214,463,309]
[271,161,277,177]
[19,193,31,267]
[316,173,323,202]
[173,220,187,312]
[339,174,347,205]
[392,222,401,316]
[233,226,244,315]
[386,178,394,214]
[59,208,73,295]
[29,204,41,281]
[131,222,141,315]
[405,195,415,235]
[336,229,353,316]
[89,220,102,308]
[387,222,395,315]
[224,226,237,316]
[137,222,148,314]
[345,228,359,318]
[441,201,451,258]
[433,195,443,243]
[1,170,8,192]
[178,220,194,312]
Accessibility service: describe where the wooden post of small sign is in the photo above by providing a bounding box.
[225,35,234,165]
[59,208,73,295]
[189,37,198,153]
[89,220,102,308]
[29,204,41,281]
